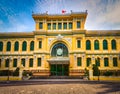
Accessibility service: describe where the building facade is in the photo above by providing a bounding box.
[0,11,120,77]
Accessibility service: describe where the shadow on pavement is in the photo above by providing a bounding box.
[0,80,120,94]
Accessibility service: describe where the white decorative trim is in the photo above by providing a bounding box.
[56,34,63,40]
[64,38,72,44]
[48,38,55,45]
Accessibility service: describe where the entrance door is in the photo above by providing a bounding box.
[50,64,69,76]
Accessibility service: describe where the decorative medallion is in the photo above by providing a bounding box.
[57,48,63,56]
[56,34,63,40]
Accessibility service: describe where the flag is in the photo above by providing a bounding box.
[62,10,66,14]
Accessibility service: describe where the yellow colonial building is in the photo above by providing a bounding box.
[0,11,120,77]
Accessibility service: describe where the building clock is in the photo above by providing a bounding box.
[57,48,63,56]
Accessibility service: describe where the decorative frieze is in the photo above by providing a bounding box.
[48,38,55,45]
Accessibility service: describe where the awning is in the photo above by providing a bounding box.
[47,57,70,64]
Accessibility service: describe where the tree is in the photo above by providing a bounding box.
[92,64,100,76]
[13,67,20,76]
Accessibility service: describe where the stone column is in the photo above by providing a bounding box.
[89,69,93,80]
[3,42,6,53]
[34,55,37,68]
[100,56,104,68]
[1,58,4,69]
[11,42,14,53]
[19,64,24,80]
[89,64,93,80]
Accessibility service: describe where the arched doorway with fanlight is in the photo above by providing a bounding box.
[48,43,69,76]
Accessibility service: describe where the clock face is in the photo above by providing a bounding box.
[57,48,63,56]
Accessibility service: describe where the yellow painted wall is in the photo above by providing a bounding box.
[0,13,120,77]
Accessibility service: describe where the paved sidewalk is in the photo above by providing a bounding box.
[29,79,86,81]
[0,79,120,94]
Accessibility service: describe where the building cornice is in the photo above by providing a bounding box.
[0,32,34,38]
[32,11,88,20]
[0,30,120,38]
[86,30,120,37]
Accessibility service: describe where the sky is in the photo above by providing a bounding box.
[0,0,120,32]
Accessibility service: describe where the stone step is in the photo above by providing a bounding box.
[30,76,84,79]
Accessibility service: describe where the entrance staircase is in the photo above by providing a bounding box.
[30,76,83,79]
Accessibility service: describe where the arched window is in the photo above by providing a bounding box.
[21,58,25,67]
[94,40,99,50]
[86,58,91,67]
[5,59,9,67]
[111,39,116,50]
[51,43,68,57]
[22,41,27,51]
[30,41,34,51]
[95,58,100,66]
[104,58,109,67]
[14,41,19,51]
[13,58,17,67]
[0,41,3,51]
[6,41,11,51]
[86,40,91,50]
[103,40,108,50]
[29,58,33,67]
[113,57,117,67]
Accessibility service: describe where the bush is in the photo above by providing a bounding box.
[84,68,89,76]
[13,67,20,76]
[22,71,33,77]
[0,70,13,76]
[103,71,113,76]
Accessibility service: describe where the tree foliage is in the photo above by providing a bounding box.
[92,64,100,76]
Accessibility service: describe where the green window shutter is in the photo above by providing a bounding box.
[30,41,34,51]
[13,59,17,67]
[77,57,81,66]
[58,23,62,30]
[94,40,99,50]
[5,59,9,67]
[38,58,41,66]
[22,41,27,51]
[7,42,11,51]
[39,22,43,29]
[111,40,116,50]
[95,58,100,66]
[39,41,42,48]
[14,41,19,51]
[21,58,25,67]
[86,40,91,50]
[104,58,109,66]
[63,23,67,29]
[53,23,56,30]
[77,21,81,28]
[29,58,33,67]
[87,58,91,67]
[47,23,51,30]
[0,59,1,67]
[69,22,72,29]
[77,40,81,48]
[103,40,108,50]
[113,57,117,67]
[0,42,3,51]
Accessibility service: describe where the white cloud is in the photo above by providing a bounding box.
[34,0,120,30]
[0,0,120,32]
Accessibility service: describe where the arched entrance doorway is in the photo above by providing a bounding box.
[48,43,69,76]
